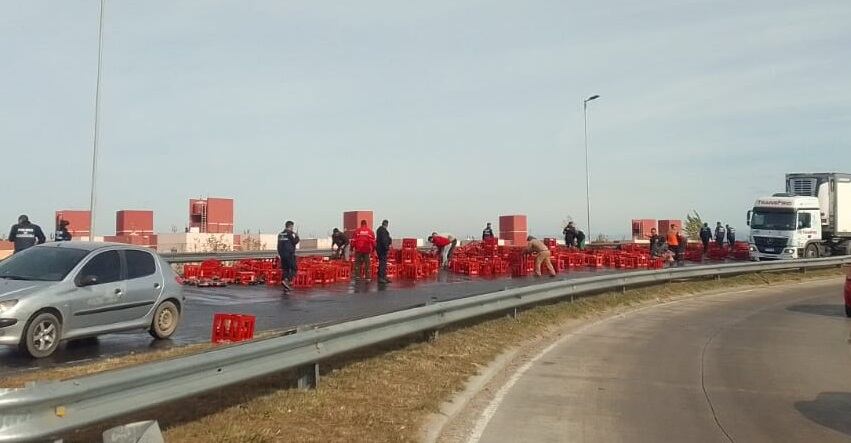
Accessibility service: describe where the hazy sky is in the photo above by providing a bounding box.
[2,1,849,239]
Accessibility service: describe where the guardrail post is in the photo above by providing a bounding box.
[508,307,519,320]
[423,329,440,342]
[297,363,319,390]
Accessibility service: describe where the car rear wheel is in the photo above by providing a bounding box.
[149,300,179,339]
[21,312,61,358]
[846,304,851,318]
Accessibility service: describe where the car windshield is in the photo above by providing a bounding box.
[751,210,796,231]
[0,246,89,281]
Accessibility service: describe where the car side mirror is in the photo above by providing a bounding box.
[79,275,99,287]
[746,210,751,226]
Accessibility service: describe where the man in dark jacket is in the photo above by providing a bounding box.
[714,222,726,249]
[277,221,300,291]
[9,215,46,253]
[563,222,578,248]
[726,224,736,249]
[331,228,349,260]
[55,220,72,242]
[648,227,662,257]
[699,223,712,256]
[482,223,494,241]
[376,220,392,284]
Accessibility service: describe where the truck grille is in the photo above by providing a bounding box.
[753,236,788,254]
[788,177,817,196]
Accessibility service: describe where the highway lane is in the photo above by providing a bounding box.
[468,278,851,443]
[0,268,624,373]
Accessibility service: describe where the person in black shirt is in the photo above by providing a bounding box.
[277,221,299,291]
[648,227,662,257]
[482,223,494,240]
[55,220,72,242]
[699,223,712,256]
[376,220,392,284]
[563,222,578,248]
[331,228,349,260]
[8,215,46,253]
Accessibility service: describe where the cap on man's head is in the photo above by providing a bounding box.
[18,215,28,224]
[526,235,535,241]
[285,220,294,228]
[333,228,340,233]
[59,219,69,227]
[360,220,368,226]
[382,219,389,226]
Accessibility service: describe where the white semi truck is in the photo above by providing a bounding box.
[748,173,851,260]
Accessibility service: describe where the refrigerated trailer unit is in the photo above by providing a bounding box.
[747,173,851,260]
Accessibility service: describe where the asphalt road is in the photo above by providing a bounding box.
[471,278,851,443]
[0,268,624,373]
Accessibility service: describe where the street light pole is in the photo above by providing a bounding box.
[88,0,106,241]
[583,94,600,242]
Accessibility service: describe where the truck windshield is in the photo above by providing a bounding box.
[751,210,796,231]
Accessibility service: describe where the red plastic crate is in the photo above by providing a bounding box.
[211,313,256,344]
[401,238,418,249]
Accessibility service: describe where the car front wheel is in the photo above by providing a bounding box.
[21,312,61,358]
[149,300,180,339]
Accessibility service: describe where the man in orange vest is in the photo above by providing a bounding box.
[352,220,376,281]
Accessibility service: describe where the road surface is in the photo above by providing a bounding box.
[467,278,851,443]
[0,268,625,373]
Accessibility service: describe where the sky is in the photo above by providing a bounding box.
[1,1,850,240]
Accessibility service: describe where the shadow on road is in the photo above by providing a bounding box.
[795,392,851,436]
[786,304,846,318]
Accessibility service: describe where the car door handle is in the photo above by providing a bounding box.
[154,283,161,289]
[114,288,123,295]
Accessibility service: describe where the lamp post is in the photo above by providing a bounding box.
[583,94,600,242]
[88,0,106,240]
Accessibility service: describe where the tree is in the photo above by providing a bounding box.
[684,210,704,241]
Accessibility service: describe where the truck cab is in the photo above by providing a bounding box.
[748,194,822,260]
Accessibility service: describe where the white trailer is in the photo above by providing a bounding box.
[747,173,851,260]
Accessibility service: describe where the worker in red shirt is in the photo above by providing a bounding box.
[429,232,457,269]
[352,220,376,281]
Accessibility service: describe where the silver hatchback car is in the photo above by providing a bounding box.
[0,242,185,358]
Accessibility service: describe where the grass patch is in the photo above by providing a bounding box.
[20,268,851,442]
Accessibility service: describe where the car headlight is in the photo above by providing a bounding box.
[0,299,18,313]
[749,245,756,252]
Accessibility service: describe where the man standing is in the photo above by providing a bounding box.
[352,220,376,281]
[699,222,712,256]
[376,220,392,284]
[666,224,679,256]
[526,236,557,277]
[55,219,72,242]
[726,224,736,249]
[482,223,494,241]
[277,221,299,291]
[563,222,578,248]
[8,215,46,253]
[714,222,726,250]
[331,228,349,260]
[648,227,662,257]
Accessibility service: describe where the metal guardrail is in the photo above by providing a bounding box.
[1,257,849,441]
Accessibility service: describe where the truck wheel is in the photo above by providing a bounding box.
[804,244,820,259]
